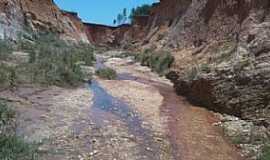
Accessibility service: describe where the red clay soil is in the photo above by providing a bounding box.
[119,73,243,160]
[158,83,243,160]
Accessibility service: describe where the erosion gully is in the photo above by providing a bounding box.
[8,55,242,160]
[88,55,243,160]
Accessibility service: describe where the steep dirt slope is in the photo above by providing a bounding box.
[128,0,270,130]
[116,1,270,157]
[0,0,24,40]
[0,0,89,43]
[166,0,270,123]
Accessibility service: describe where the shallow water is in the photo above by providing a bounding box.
[89,80,170,159]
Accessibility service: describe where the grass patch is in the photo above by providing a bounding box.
[96,67,117,80]
[0,39,13,61]
[0,101,38,160]
[231,135,245,145]
[0,64,17,89]
[185,63,212,80]
[260,144,270,160]
[186,66,199,80]
[0,33,96,87]
[135,50,174,75]
[210,41,236,64]
[200,63,211,73]
[0,101,15,126]
[0,135,39,160]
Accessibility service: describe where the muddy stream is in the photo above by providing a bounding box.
[86,55,242,160]
[0,53,242,160]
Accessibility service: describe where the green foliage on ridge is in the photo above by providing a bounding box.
[113,4,152,25]
[129,4,152,23]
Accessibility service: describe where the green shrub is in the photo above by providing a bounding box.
[96,68,117,80]
[0,101,38,160]
[0,64,17,88]
[187,67,198,80]
[0,40,13,60]
[260,145,270,160]
[0,135,38,160]
[14,33,95,86]
[210,41,236,64]
[0,64,10,87]
[0,101,15,126]
[231,135,244,145]
[200,63,211,73]
[19,59,84,86]
[135,50,174,75]
[1,33,95,87]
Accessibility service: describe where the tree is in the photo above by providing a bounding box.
[122,8,127,23]
[117,14,123,25]
[129,4,152,23]
[115,8,128,25]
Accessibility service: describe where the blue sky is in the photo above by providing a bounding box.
[54,0,158,26]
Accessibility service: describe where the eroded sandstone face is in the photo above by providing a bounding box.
[162,0,270,128]
[105,0,270,133]
[0,0,90,43]
[0,0,24,40]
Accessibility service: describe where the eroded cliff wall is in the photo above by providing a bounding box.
[1,0,269,126]
[0,0,24,40]
[0,0,89,43]
[99,0,270,131]
[141,0,270,128]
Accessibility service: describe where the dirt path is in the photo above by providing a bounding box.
[0,52,243,160]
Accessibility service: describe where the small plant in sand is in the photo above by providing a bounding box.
[96,67,117,80]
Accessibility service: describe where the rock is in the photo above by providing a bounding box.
[239,144,263,160]
[218,114,269,159]
[222,119,254,144]
[89,150,98,156]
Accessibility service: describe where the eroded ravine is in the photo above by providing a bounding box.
[101,54,243,160]
[1,53,243,160]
